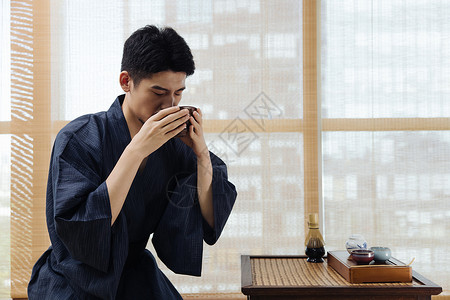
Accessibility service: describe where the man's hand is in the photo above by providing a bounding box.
[131,107,190,159]
[179,108,209,158]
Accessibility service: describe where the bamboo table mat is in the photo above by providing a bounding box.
[251,257,420,287]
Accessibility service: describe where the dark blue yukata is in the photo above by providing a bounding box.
[28,95,237,299]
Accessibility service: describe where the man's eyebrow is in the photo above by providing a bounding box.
[151,85,186,92]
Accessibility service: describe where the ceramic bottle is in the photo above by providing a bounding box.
[345,234,368,254]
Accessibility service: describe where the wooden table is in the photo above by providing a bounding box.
[241,255,442,300]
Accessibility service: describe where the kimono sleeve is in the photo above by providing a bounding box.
[52,131,119,273]
[152,151,237,276]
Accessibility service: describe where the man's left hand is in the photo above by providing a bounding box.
[179,108,209,159]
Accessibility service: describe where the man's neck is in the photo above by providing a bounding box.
[121,94,142,139]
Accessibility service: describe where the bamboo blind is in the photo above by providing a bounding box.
[10,0,51,298]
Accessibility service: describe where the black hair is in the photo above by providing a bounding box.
[121,25,195,86]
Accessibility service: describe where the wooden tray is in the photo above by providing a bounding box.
[327,250,412,283]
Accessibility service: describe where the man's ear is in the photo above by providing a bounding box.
[119,71,131,92]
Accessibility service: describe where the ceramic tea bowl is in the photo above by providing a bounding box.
[176,106,197,138]
[350,249,374,264]
[370,247,391,262]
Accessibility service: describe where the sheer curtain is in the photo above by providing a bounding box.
[4,0,449,298]
[321,0,450,296]
[6,0,304,298]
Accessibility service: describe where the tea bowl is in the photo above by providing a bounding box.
[370,247,391,262]
[176,106,197,137]
[350,249,374,264]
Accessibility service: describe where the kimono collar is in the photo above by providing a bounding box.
[107,95,132,151]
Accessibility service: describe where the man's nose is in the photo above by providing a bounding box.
[160,96,175,109]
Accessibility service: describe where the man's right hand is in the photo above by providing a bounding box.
[130,106,190,159]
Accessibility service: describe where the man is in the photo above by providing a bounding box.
[28,25,237,299]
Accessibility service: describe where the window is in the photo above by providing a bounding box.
[321,0,450,294]
[2,0,449,298]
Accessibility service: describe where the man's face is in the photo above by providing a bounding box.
[125,70,187,123]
